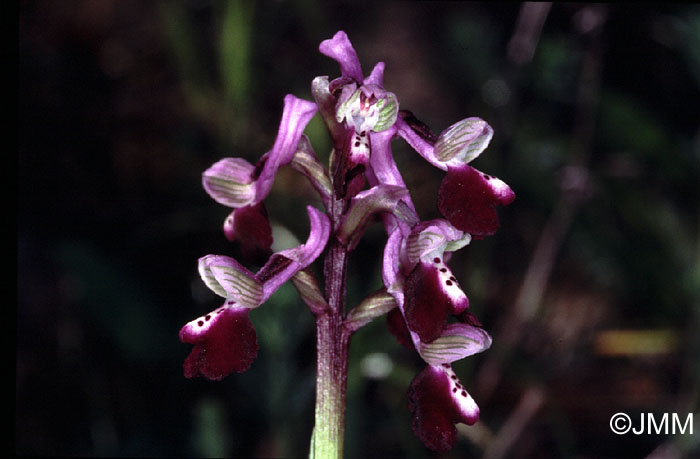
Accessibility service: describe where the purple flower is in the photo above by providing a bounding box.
[320,32,500,451]
[397,115,515,238]
[382,220,491,358]
[317,32,399,199]
[181,30,512,454]
[201,94,319,259]
[180,206,330,380]
[407,364,480,452]
[180,304,257,380]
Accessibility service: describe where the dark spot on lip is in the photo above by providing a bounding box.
[197,320,204,327]
[205,315,211,321]
[446,280,453,286]
[434,257,441,263]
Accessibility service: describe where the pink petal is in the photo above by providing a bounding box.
[202,157,256,207]
[418,323,492,365]
[255,206,330,302]
[253,95,318,204]
[337,184,412,248]
[197,255,262,307]
[363,61,385,86]
[394,115,444,170]
[319,31,363,82]
[381,227,405,293]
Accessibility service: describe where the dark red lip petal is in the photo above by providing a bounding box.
[404,262,450,343]
[181,307,258,380]
[438,164,514,238]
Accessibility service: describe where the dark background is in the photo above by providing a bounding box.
[18,1,700,457]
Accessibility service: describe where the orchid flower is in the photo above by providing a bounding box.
[180,206,329,380]
[318,31,510,451]
[201,94,323,262]
[179,30,513,455]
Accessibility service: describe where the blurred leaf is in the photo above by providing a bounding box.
[218,0,254,111]
[531,36,581,103]
[598,91,672,162]
[53,242,174,361]
[194,398,232,457]
[672,7,700,88]
[158,2,206,87]
[445,12,499,86]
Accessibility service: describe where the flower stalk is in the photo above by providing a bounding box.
[178,30,513,456]
[312,311,348,459]
[312,198,350,459]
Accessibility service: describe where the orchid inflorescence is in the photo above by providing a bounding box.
[179,31,514,453]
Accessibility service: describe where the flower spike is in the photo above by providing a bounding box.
[183,30,512,455]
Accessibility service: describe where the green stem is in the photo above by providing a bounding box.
[311,198,350,459]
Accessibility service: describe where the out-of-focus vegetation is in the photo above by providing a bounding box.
[18,2,699,457]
